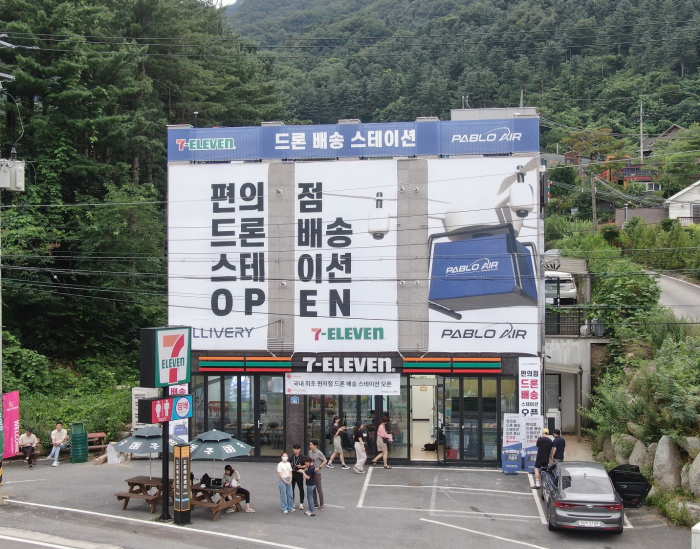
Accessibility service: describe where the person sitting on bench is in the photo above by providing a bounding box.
[223,464,255,513]
[19,428,39,469]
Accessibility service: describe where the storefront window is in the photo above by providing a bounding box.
[307,395,323,446]
[240,376,255,447]
[323,395,339,457]
[463,378,479,460]
[482,378,498,460]
[260,375,284,456]
[386,377,408,459]
[192,376,205,437]
[223,376,238,436]
[343,395,358,458]
[207,377,222,431]
[445,378,460,460]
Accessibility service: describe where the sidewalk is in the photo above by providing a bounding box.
[563,434,595,461]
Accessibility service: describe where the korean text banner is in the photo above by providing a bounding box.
[169,163,269,350]
[285,372,400,395]
[168,119,540,162]
[3,391,20,459]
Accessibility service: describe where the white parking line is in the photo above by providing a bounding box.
[4,500,307,549]
[357,465,373,508]
[361,505,540,520]
[2,479,47,484]
[528,473,548,525]
[421,518,549,549]
[624,513,633,529]
[369,483,531,496]
[0,534,76,549]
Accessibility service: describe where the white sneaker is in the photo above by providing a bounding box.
[52,462,59,467]
[289,508,296,512]
[299,504,304,510]
[326,463,334,468]
[283,510,289,514]
[341,464,350,470]
[535,482,540,488]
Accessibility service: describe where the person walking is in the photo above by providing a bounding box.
[223,464,255,513]
[277,452,295,513]
[371,415,393,469]
[326,416,350,469]
[353,423,367,473]
[47,422,70,467]
[552,429,566,463]
[534,428,554,488]
[308,439,327,510]
[291,443,306,510]
[301,456,317,516]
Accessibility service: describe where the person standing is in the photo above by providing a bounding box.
[47,422,70,467]
[19,428,39,469]
[534,428,553,488]
[353,424,367,473]
[552,429,566,463]
[326,417,350,469]
[223,464,255,513]
[291,443,306,510]
[301,456,317,516]
[308,439,327,510]
[277,452,295,514]
[371,415,393,468]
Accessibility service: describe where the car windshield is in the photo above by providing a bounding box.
[560,469,612,494]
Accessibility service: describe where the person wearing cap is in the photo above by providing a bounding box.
[18,428,39,469]
[534,428,553,488]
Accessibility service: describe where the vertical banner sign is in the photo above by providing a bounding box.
[523,416,544,473]
[173,444,191,525]
[2,391,20,459]
[169,384,189,443]
[501,413,523,474]
[168,163,270,350]
[518,357,541,418]
[294,160,399,352]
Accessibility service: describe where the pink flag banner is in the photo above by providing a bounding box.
[3,390,20,458]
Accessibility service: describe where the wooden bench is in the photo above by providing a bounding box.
[88,432,108,452]
[115,492,162,514]
[191,486,245,522]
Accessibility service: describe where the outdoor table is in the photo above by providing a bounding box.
[191,485,245,522]
[115,476,173,514]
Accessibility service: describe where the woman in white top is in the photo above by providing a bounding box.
[277,452,295,513]
[223,464,255,513]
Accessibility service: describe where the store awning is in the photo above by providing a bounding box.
[545,362,581,375]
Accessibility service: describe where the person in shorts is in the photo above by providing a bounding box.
[534,428,553,488]
[326,416,350,469]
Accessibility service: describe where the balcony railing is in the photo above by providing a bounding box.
[545,306,606,337]
[677,217,700,227]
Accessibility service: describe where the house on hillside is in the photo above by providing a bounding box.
[665,179,700,226]
[641,124,686,158]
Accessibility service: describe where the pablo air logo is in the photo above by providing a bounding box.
[158,328,190,385]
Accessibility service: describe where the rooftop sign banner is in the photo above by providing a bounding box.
[167,119,540,162]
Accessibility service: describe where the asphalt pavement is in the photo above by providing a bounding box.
[0,455,691,549]
[658,274,700,319]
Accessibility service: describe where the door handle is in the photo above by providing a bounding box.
[619,485,627,489]
[257,420,262,429]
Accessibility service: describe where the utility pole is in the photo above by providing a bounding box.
[591,174,598,234]
[640,98,644,161]
[520,89,524,108]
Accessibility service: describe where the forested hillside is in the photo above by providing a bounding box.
[229,0,700,154]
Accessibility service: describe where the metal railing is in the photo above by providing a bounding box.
[677,217,700,227]
[545,306,606,337]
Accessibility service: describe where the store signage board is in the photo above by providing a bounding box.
[518,357,541,418]
[501,413,523,474]
[138,395,194,424]
[169,151,543,355]
[285,372,400,395]
[140,327,192,388]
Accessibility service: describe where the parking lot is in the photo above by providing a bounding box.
[0,458,692,549]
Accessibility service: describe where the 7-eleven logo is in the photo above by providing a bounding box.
[158,328,190,385]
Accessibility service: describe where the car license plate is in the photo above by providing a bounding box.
[578,520,602,527]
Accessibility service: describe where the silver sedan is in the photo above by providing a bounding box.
[540,462,651,533]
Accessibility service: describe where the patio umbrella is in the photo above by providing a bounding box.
[113,427,184,478]
[189,429,253,476]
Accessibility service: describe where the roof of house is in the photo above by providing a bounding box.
[642,124,686,151]
[665,179,700,203]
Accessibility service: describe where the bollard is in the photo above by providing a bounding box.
[692,522,700,549]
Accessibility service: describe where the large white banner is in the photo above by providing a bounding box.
[427,157,540,354]
[519,356,542,418]
[294,160,398,352]
[168,163,269,350]
[285,372,401,395]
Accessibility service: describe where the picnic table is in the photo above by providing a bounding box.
[191,485,245,522]
[115,476,173,514]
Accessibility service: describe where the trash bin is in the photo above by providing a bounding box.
[71,423,88,463]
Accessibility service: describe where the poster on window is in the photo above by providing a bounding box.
[285,372,400,395]
[169,163,269,350]
[501,413,523,474]
[294,160,398,352]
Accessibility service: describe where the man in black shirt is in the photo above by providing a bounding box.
[552,429,566,463]
[534,428,553,488]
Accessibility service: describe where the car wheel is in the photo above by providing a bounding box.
[548,519,556,531]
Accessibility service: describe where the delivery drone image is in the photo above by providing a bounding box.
[328,156,540,321]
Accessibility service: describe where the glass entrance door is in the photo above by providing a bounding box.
[462,378,480,460]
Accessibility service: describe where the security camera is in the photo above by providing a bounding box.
[368,192,390,240]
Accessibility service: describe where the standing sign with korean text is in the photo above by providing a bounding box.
[501,413,523,474]
[523,416,545,473]
[519,357,541,418]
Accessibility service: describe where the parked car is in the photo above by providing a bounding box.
[540,462,651,533]
[545,271,577,304]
